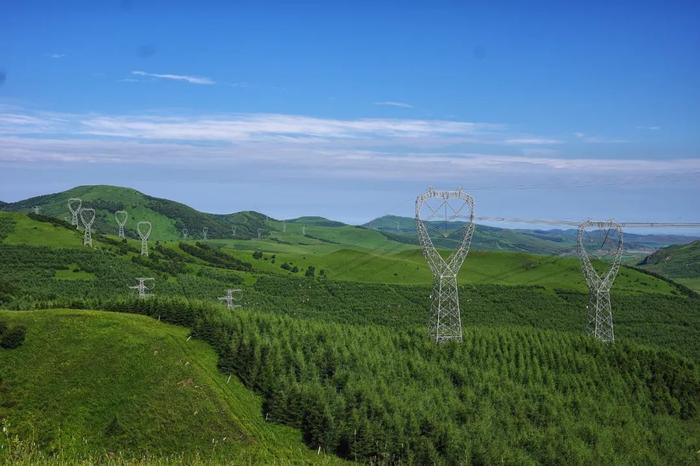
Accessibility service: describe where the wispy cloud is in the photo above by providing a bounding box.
[637,125,661,131]
[48,53,65,59]
[573,132,627,144]
[505,138,561,145]
[374,101,413,109]
[131,70,215,85]
[3,107,695,189]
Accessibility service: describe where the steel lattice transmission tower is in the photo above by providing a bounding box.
[218,288,242,310]
[257,228,263,240]
[129,277,154,299]
[137,221,152,257]
[33,206,41,214]
[80,208,96,247]
[202,227,208,240]
[68,198,82,229]
[115,210,128,238]
[232,225,237,237]
[577,220,623,343]
[182,227,189,239]
[416,187,476,343]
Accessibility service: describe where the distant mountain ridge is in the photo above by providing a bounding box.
[3,186,698,254]
[364,215,700,255]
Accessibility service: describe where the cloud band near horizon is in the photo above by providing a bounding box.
[0,107,697,188]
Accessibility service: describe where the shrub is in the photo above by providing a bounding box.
[0,325,26,349]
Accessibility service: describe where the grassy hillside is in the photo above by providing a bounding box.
[34,298,698,465]
[3,204,700,464]
[6,185,697,256]
[1,185,269,241]
[0,309,344,464]
[639,241,700,291]
[2,210,699,362]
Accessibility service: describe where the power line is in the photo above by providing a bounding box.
[474,216,700,229]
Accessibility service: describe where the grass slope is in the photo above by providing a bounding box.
[69,299,700,465]
[1,185,269,241]
[0,309,344,465]
[639,241,700,291]
[2,211,698,362]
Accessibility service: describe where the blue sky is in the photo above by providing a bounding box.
[1,0,699,225]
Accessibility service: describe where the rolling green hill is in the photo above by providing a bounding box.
[1,185,270,241]
[2,210,699,362]
[3,200,700,464]
[639,241,700,292]
[0,309,344,465]
[9,299,695,465]
[5,185,698,257]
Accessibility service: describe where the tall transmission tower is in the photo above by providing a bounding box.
[68,198,82,229]
[282,221,286,233]
[577,220,623,343]
[218,288,242,310]
[232,225,237,237]
[416,187,475,343]
[115,210,128,238]
[137,221,152,257]
[302,224,306,236]
[202,227,208,240]
[257,228,263,240]
[129,277,154,299]
[182,227,188,239]
[80,208,96,247]
[32,206,41,214]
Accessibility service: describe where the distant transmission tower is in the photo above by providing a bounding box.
[396,220,400,232]
[80,208,96,247]
[218,288,242,310]
[577,220,623,343]
[257,228,263,240]
[416,187,475,343]
[137,221,152,257]
[129,277,154,299]
[182,227,188,239]
[115,210,128,238]
[302,225,306,236]
[232,225,237,237]
[282,221,286,233]
[202,227,208,240]
[33,206,41,214]
[68,198,82,229]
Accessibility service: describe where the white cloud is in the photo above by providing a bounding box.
[573,132,627,144]
[48,53,65,59]
[130,70,215,85]
[504,138,561,145]
[374,101,413,109]
[2,107,696,189]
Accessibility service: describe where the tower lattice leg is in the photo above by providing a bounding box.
[429,273,462,343]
